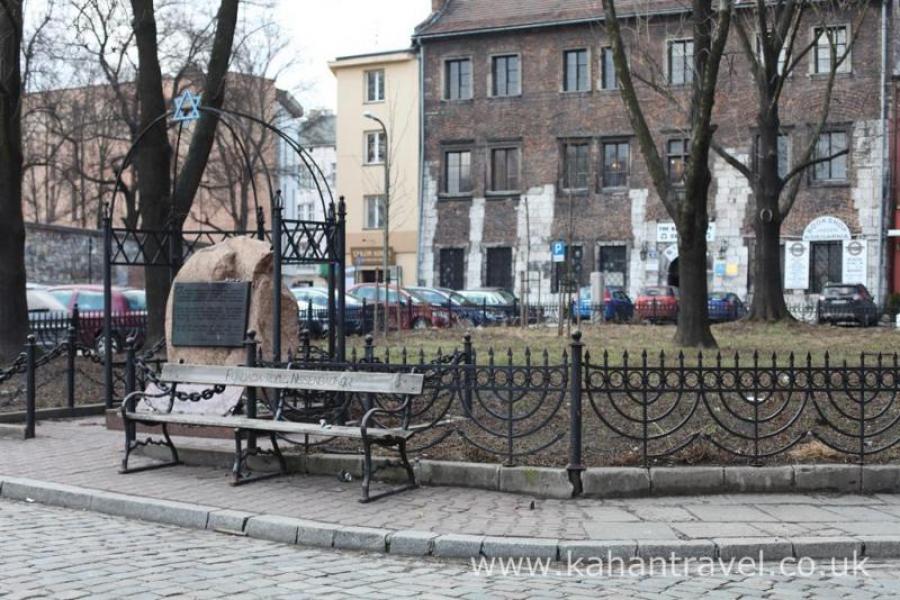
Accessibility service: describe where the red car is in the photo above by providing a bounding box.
[348,284,451,330]
[635,286,679,323]
[48,285,146,353]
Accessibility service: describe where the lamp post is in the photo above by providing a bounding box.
[364,111,390,337]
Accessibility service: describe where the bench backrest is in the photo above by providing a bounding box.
[159,363,424,395]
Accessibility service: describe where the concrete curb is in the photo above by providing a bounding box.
[0,424,27,440]
[1,474,898,562]
[138,445,900,499]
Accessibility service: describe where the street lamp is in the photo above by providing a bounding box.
[364,111,390,337]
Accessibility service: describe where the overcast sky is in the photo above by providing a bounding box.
[275,0,430,112]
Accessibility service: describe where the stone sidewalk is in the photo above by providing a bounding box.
[4,418,900,560]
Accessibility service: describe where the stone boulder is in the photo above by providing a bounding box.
[165,236,299,365]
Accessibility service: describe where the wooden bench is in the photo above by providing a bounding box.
[120,363,425,502]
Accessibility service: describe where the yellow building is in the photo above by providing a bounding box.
[329,49,421,285]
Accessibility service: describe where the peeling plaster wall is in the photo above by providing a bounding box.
[515,185,556,303]
[711,151,752,299]
[850,120,886,297]
[627,189,650,300]
[467,197,486,286]
[419,168,440,287]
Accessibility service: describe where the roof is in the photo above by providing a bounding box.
[329,48,417,71]
[298,111,336,147]
[414,0,691,39]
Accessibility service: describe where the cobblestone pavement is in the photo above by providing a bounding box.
[3,499,900,600]
[3,419,900,542]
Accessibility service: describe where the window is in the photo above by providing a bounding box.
[562,141,590,190]
[812,131,848,182]
[485,247,513,291]
[599,245,628,287]
[364,195,385,229]
[810,241,842,293]
[668,39,694,85]
[365,70,385,102]
[444,150,472,195]
[439,248,465,290]
[755,134,791,179]
[365,131,385,164]
[445,58,472,100]
[490,147,520,192]
[563,49,589,92]
[491,54,520,97]
[553,245,584,292]
[602,141,629,188]
[667,138,690,183]
[600,47,618,90]
[813,25,850,74]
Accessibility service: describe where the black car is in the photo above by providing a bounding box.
[817,283,879,327]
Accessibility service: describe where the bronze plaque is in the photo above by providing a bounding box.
[171,282,250,347]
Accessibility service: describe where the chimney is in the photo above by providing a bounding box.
[431,0,446,12]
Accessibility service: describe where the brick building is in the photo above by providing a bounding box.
[414,0,898,304]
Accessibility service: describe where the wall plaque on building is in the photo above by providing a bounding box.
[842,239,867,285]
[172,282,251,347]
[802,216,851,241]
[783,241,810,290]
[350,247,395,267]
[657,222,716,243]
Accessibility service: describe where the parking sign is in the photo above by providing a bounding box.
[551,240,566,263]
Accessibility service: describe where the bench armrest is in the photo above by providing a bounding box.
[360,396,413,436]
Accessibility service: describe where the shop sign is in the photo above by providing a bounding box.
[802,216,851,241]
[783,240,810,290]
[842,239,867,285]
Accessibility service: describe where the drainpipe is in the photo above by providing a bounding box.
[878,0,890,303]
[415,42,427,286]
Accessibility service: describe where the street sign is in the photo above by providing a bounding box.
[551,240,566,263]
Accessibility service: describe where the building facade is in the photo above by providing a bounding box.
[415,0,897,304]
[330,49,421,286]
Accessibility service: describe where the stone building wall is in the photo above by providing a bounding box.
[419,6,891,302]
[25,223,136,287]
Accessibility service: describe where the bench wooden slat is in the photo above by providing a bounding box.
[159,364,424,395]
[125,411,414,440]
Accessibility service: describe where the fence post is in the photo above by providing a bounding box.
[463,333,473,417]
[362,298,368,334]
[300,328,311,361]
[125,336,136,398]
[363,334,374,412]
[567,330,584,496]
[25,335,36,439]
[66,308,78,410]
[244,331,258,449]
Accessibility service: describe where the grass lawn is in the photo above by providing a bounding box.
[348,320,900,364]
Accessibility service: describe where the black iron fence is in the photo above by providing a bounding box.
[109,332,900,475]
[28,306,149,350]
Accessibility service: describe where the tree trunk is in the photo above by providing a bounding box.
[675,184,716,348]
[0,1,28,361]
[130,0,173,344]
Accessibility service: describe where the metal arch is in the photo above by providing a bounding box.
[201,110,265,220]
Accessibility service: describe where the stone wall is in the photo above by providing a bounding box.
[25,223,135,287]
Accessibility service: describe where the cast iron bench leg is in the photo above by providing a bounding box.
[232,428,290,487]
[120,421,180,475]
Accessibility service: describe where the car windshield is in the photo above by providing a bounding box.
[50,289,74,307]
[494,290,517,304]
[409,289,446,304]
[448,292,475,306]
[123,291,146,311]
[77,291,104,310]
[709,293,728,301]
[461,291,505,306]
[579,286,591,301]
[640,287,669,297]
[27,290,66,312]
[824,286,858,298]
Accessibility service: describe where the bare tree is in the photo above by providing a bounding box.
[712,0,868,321]
[603,0,734,347]
[0,0,26,359]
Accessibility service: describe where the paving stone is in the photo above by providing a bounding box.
[862,466,900,493]
[245,515,299,544]
[417,460,499,491]
[388,530,439,556]
[581,468,650,498]
[636,539,716,559]
[714,537,792,560]
[333,526,388,552]
[481,536,558,560]
[295,519,337,548]
[207,509,253,533]
[498,466,573,499]
[432,534,484,558]
[557,540,636,561]
[723,466,794,493]
[790,536,863,558]
[650,467,724,495]
[793,465,861,493]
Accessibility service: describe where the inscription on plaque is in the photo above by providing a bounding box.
[172,282,250,347]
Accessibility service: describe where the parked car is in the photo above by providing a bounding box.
[122,289,147,311]
[47,284,146,353]
[458,288,536,324]
[291,287,368,335]
[576,286,635,322]
[708,292,747,322]
[635,286,679,323]
[406,286,506,327]
[27,289,67,313]
[348,284,451,330]
[817,283,879,327]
